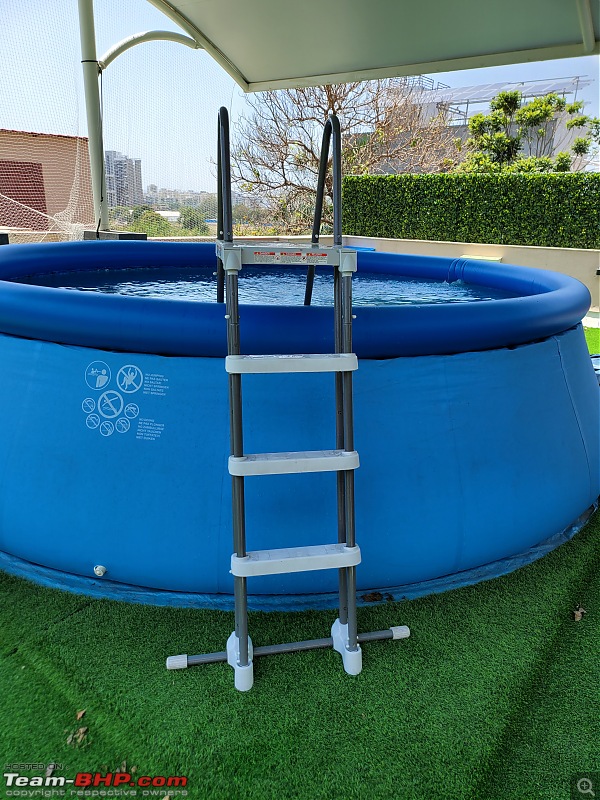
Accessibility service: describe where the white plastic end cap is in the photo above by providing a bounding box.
[226,632,254,691]
[233,661,254,692]
[339,250,358,274]
[166,654,188,670]
[390,625,411,640]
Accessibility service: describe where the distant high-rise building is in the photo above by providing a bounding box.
[105,150,143,207]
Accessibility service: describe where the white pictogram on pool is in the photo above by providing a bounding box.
[117,365,143,393]
[85,361,111,390]
[98,390,124,419]
[124,403,139,419]
[100,421,114,437]
[116,418,130,434]
[81,364,164,440]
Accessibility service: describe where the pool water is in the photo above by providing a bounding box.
[14,266,519,306]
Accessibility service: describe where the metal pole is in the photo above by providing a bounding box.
[218,108,233,243]
[221,106,248,667]
[342,271,358,652]
[330,115,342,247]
[216,118,225,303]
[334,260,348,626]
[226,269,248,667]
[175,627,410,668]
[326,112,349,628]
[305,119,333,306]
[78,0,108,231]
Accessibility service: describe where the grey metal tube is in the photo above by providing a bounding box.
[216,117,225,303]
[221,110,248,669]
[334,265,348,625]
[341,274,354,451]
[342,270,358,651]
[233,575,248,665]
[346,563,358,651]
[226,269,248,665]
[218,107,233,243]
[304,119,333,306]
[305,114,342,305]
[303,268,316,307]
[311,120,332,245]
[186,628,398,666]
[342,273,356,554]
[330,114,342,246]
[337,491,348,626]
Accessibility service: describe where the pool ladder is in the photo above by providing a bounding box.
[166,108,410,691]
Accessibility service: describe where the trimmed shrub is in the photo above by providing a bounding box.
[342,173,600,249]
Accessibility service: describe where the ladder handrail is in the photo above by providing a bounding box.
[216,108,342,308]
[304,113,342,306]
[216,106,233,303]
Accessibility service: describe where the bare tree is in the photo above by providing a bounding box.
[231,80,460,234]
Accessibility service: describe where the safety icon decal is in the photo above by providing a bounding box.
[82,362,167,441]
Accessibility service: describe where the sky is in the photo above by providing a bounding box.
[1,0,598,193]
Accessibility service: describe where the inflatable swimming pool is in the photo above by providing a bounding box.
[0,240,597,609]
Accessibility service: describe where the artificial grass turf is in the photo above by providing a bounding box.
[584,325,599,354]
[0,510,598,800]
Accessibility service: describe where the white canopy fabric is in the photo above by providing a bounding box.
[146,0,599,92]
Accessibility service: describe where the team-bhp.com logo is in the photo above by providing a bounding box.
[4,771,187,795]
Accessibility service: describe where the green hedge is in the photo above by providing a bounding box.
[342,173,600,249]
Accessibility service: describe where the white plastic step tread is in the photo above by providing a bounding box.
[226,353,358,374]
[231,543,361,577]
[229,449,359,476]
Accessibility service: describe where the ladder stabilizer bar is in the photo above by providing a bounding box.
[166,626,410,669]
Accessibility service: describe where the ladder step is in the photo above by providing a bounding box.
[226,353,358,374]
[229,449,359,476]
[231,543,361,577]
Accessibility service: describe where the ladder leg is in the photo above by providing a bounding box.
[336,384,348,626]
[334,265,350,626]
[232,475,249,667]
[331,251,362,675]
[346,567,358,648]
[227,576,253,691]
[344,471,359,653]
[343,364,359,653]
[226,268,253,691]
[332,268,362,674]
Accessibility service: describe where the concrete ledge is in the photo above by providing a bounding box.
[152,235,335,245]
[584,309,599,328]
[344,235,600,310]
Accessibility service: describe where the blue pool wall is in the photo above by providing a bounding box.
[0,241,597,606]
[0,326,597,600]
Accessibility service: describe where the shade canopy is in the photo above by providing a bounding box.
[146,0,599,92]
